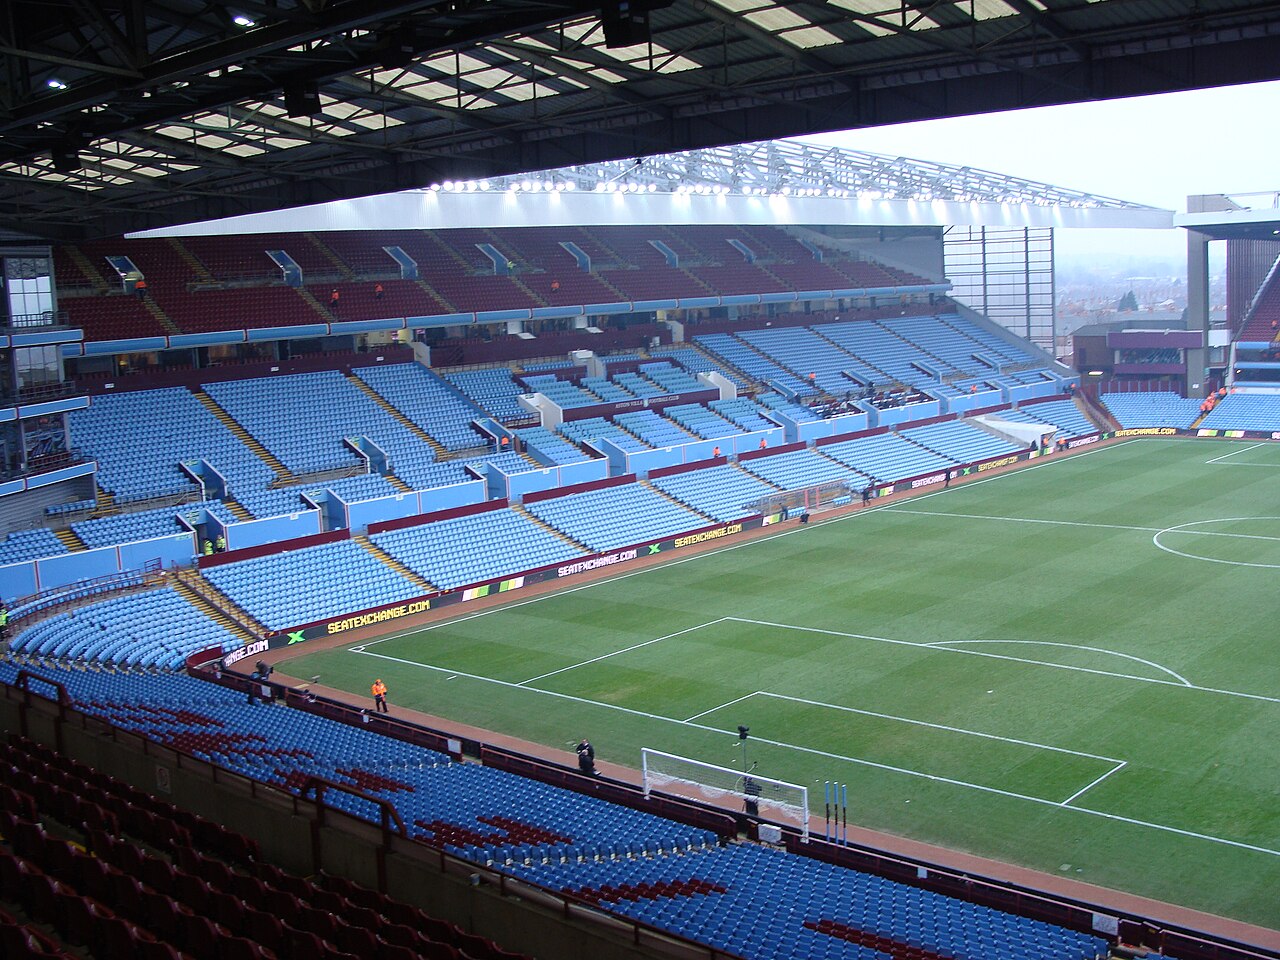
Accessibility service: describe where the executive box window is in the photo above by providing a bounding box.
[14,344,61,391]
[3,257,54,326]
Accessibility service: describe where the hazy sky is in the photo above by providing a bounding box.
[801,79,1280,262]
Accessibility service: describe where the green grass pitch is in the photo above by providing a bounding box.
[282,438,1280,929]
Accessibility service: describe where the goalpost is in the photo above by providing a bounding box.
[641,748,810,841]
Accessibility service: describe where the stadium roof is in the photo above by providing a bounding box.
[136,139,1173,237]
[1176,192,1280,240]
[3,0,1277,241]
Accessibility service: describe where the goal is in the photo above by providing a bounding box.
[746,478,860,517]
[641,748,809,841]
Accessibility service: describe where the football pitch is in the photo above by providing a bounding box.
[281,438,1280,929]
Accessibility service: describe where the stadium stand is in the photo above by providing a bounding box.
[511,426,592,465]
[0,528,69,566]
[756,393,823,424]
[524,483,708,552]
[900,421,1024,462]
[649,343,750,390]
[0,654,1117,960]
[8,588,241,670]
[694,332,813,395]
[737,324,871,395]
[612,371,668,399]
[1196,393,1280,431]
[738,448,867,490]
[816,319,942,388]
[200,540,423,632]
[0,731,534,960]
[1237,267,1280,342]
[642,364,705,394]
[444,368,530,424]
[710,398,780,433]
[821,432,954,483]
[649,465,780,522]
[353,363,486,453]
[70,387,277,506]
[506,842,1109,960]
[996,400,1098,438]
[664,403,744,440]
[557,417,651,453]
[520,375,599,409]
[203,370,436,481]
[613,410,697,447]
[371,508,589,590]
[71,500,222,550]
[1100,391,1202,428]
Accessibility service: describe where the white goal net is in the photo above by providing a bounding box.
[641,748,809,841]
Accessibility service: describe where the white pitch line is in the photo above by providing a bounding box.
[518,618,728,685]
[1205,442,1266,464]
[753,691,1124,762]
[1060,761,1127,807]
[723,617,1280,706]
[684,691,760,723]
[346,645,1280,859]
[925,639,1192,687]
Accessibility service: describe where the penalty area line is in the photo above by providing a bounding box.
[518,618,729,685]
[1059,760,1127,806]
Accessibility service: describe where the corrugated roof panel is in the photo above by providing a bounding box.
[744,7,814,30]
[399,80,460,102]
[779,25,845,47]
[969,0,1021,20]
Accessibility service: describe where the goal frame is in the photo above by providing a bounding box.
[641,747,809,841]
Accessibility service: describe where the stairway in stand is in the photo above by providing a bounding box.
[141,296,181,335]
[223,497,254,522]
[53,527,87,552]
[344,374,444,456]
[297,285,335,321]
[308,234,355,281]
[639,479,718,526]
[173,570,264,643]
[352,535,433,592]
[167,237,215,282]
[511,504,590,552]
[190,389,292,482]
[64,246,111,291]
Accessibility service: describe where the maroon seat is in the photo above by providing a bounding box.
[0,850,37,901]
[136,889,186,942]
[217,935,278,960]
[0,921,65,960]
[278,921,333,960]
[58,892,113,947]
[243,909,288,959]
[332,921,379,956]
[97,915,153,958]
[378,922,424,951]
[206,889,247,933]
[138,856,178,894]
[172,911,229,960]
